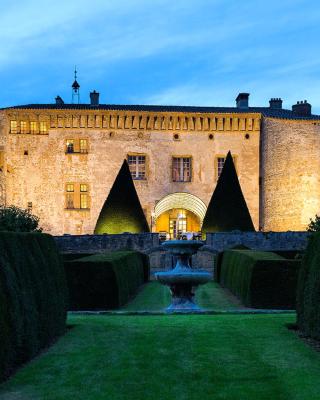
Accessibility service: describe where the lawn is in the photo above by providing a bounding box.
[122,281,242,311]
[1,314,319,400]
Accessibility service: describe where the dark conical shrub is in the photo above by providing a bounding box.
[202,151,255,234]
[94,160,150,234]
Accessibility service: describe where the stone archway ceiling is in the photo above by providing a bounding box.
[154,192,207,225]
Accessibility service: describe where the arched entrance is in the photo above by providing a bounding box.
[154,193,207,239]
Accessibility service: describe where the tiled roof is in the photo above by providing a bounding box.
[2,103,320,120]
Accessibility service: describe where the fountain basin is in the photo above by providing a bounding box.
[161,240,203,255]
[155,240,212,312]
[156,270,211,285]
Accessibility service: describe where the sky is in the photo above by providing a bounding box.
[0,0,320,113]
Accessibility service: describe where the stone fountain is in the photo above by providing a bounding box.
[155,240,212,313]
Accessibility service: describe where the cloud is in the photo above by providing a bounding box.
[0,0,319,114]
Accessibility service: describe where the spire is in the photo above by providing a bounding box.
[71,66,80,104]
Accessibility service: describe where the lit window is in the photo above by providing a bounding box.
[80,184,88,209]
[79,139,88,153]
[65,183,89,209]
[172,157,192,182]
[66,184,74,209]
[66,139,74,153]
[30,121,37,134]
[128,155,146,180]
[65,138,89,154]
[39,122,48,134]
[10,121,17,134]
[20,121,27,134]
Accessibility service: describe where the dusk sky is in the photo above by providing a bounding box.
[1,0,320,113]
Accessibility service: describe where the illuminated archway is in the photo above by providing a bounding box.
[154,192,207,226]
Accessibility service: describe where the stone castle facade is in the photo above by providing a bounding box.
[0,91,319,236]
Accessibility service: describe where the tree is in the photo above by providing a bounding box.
[0,205,42,232]
[307,214,320,232]
[94,160,150,234]
[202,151,255,234]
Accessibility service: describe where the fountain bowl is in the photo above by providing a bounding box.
[161,240,204,256]
[154,239,212,312]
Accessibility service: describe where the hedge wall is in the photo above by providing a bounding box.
[0,232,67,382]
[214,245,250,283]
[296,233,320,340]
[65,251,149,310]
[220,250,300,309]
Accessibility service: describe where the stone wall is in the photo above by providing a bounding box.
[1,108,260,234]
[205,231,309,252]
[55,231,308,278]
[260,118,320,231]
[0,111,7,205]
[55,233,159,253]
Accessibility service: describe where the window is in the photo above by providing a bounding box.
[80,184,88,209]
[172,157,192,182]
[30,121,37,134]
[65,183,90,209]
[39,122,48,134]
[66,184,75,209]
[10,121,17,134]
[79,139,88,154]
[128,155,146,180]
[65,138,88,154]
[216,156,237,179]
[66,139,75,153]
[217,157,225,178]
[20,121,27,134]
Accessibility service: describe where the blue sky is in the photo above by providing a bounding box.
[1,0,320,113]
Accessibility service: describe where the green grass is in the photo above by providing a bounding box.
[122,281,242,311]
[1,314,320,400]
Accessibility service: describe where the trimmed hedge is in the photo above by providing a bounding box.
[64,251,149,310]
[0,232,67,382]
[202,151,255,235]
[62,253,94,262]
[94,160,150,234]
[220,250,300,309]
[214,244,250,283]
[297,233,320,340]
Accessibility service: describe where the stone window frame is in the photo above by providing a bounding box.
[65,182,90,210]
[172,156,192,183]
[127,153,148,180]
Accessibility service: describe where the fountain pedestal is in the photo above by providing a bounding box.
[155,240,212,313]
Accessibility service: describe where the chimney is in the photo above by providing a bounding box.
[292,100,311,116]
[55,95,64,105]
[90,90,99,106]
[269,98,282,109]
[236,93,249,109]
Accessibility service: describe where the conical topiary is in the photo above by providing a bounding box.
[202,151,255,234]
[94,160,150,234]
